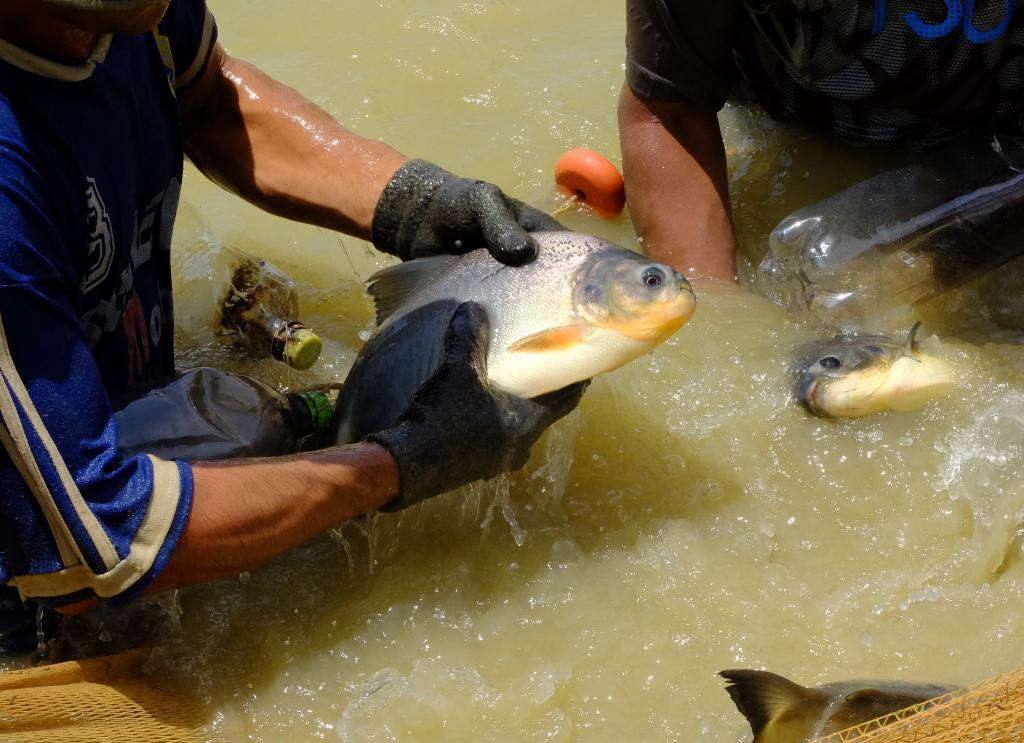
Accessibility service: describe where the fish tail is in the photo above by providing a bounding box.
[719,669,811,737]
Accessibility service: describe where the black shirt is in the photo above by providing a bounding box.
[626,0,1024,145]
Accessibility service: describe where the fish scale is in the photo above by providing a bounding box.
[386,233,596,366]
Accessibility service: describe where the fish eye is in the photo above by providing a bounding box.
[818,356,842,370]
[641,267,665,289]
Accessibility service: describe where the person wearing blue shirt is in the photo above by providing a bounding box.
[618,0,1024,282]
[0,0,583,654]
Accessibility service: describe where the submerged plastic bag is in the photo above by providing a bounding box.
[113,367,333,461]
[176,242,323,370]
[757,135,1024,325]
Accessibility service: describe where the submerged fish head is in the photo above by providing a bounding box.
[572,250,695,343]
[793,324,954,418]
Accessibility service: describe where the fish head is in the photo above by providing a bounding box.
[818,680,958,734]
[492,240,695,397]
[793,322,955,418]
[572,250,696,344]
[828,688,927,730]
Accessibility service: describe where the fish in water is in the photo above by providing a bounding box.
[330,230,695,444]
[720,668,958,742]
[791,321,955,418]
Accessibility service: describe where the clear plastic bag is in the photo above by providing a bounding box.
[212,245,322,370]
[757,135,1024,324]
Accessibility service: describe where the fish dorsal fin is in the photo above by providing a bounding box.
[719,669,811,737]
[366,256,457,325]
[844,688,879,703]
[904,320,922,357]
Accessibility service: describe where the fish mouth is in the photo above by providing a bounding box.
[602,288,697,342]
[797,374,824,416]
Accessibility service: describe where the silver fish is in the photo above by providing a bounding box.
[331,231,695,444]
[792,322,955,418]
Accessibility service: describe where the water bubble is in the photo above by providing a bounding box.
[524,663,572,704]
[551,539,579,564]
[660,453,687,473]
[697,479,725,502]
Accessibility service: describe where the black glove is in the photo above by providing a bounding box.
[371,159,563,266]
[368,302,588,511]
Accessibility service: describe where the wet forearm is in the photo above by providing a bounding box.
[180,43,408,238]
[150,443,399,590]
[618,84,737,282]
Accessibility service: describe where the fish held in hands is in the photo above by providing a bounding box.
[331,230,695,444]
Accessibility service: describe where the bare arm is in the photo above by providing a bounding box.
[52,444,397,614]
[141,48,410,594]
[618,84,737,282]
[179,42,408,239]
[149,444,398,591]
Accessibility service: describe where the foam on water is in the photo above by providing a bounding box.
[142,295,1024,737]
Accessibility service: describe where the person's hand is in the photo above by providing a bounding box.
[371,159,563,266]
[367,302,587,511]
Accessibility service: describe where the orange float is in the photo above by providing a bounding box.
[554,148,626,216]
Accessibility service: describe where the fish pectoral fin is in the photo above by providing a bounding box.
[507,326,593,353]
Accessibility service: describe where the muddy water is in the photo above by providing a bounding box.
[10,1,1024,741]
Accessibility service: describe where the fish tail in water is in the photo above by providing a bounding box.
[719,669,811,737]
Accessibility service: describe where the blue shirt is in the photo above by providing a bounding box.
[0,1,216,607]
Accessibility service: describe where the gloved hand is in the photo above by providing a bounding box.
[367,302,588,511]
[371,159,563,266]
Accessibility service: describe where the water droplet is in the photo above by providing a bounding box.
[551,539,579,564]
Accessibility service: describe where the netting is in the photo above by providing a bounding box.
[820,666,1024,742]
[0,650,206,743]
[4,651,1022,741]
